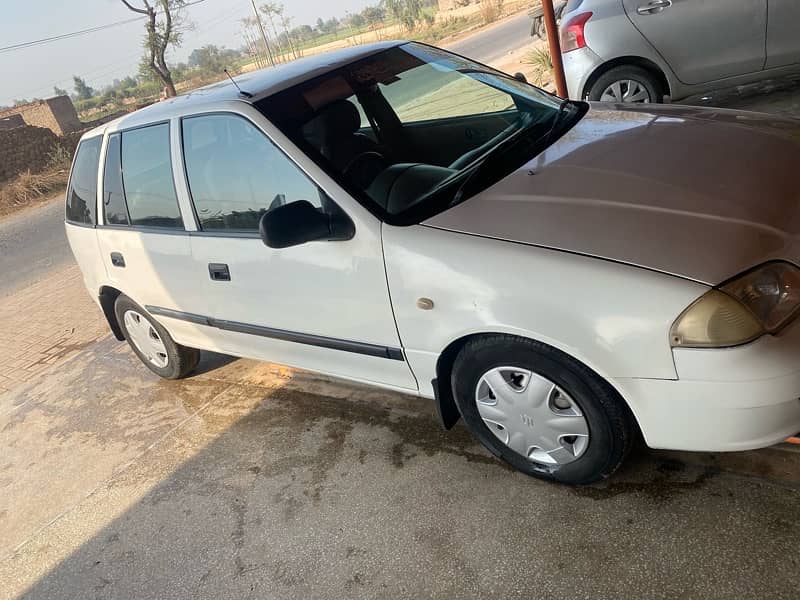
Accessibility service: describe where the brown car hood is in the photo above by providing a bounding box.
[425,103,800,284]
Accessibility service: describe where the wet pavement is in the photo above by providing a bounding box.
[2,334,799,599]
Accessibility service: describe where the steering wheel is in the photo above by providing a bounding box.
[448,113,535,171]
[343,151,388,188]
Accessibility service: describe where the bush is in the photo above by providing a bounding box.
[525,46,553,85]
[0,170,68,216]
[47,144,73,170]
[479,0,504,24]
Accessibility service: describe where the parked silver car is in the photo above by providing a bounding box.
[560,0,800,103]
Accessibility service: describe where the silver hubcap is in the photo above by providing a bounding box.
[599,79,651,103]
[123,310,169,368]
[475,367,589,466]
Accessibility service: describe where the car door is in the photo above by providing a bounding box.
[622,0,767,85]
[765,0,800,69]
[174,108,417,391]
[95,123,197,334]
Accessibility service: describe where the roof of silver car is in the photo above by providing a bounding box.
[86,40,405,137]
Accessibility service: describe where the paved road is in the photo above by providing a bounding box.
[0,198,70,297]
[446,12,532,65]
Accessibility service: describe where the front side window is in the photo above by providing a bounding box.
[120,123,183,228]
[182,113,323,232]
[259,42,584,225]
[66,136,102,225]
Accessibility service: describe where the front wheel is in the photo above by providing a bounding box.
[586,65,662,103]
[451,335,636,485]
[115,294,200,380]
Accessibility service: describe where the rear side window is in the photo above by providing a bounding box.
[181,113,322,232]
[66,136,102,225]
[120,123,182,229]
[102,134,129,225]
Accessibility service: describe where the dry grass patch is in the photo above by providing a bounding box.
[0,169,68,218]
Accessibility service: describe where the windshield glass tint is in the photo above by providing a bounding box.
[259,43,571,224]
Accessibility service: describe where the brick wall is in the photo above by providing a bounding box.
[0,126,64,182]
[0,96,82,136]
[0,114,25,131]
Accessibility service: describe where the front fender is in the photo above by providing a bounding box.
[382,225,707,400]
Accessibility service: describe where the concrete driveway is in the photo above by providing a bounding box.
[2,304,799,598]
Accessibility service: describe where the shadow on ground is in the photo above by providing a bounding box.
[3,342,798,599]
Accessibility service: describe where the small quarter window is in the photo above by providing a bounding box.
[102,134,129,225]
[120,123,183,229]
[66,136,102,225]
[181,113,323,232]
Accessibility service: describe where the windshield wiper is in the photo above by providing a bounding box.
[450,104,575,207]
[543,98,573,146]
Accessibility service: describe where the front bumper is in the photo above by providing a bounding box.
[613,321,800,452]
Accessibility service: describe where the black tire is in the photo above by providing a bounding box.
[586,65,663,103]
[451,335,636,485]
[114,294,200,380]
[532,19,546,40]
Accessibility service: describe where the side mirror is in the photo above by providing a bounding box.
[513,72,528,84]
[258,200,353,249]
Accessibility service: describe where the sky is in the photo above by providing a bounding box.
[0,0,375,106]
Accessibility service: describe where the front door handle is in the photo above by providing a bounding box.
[208,263,230,281]
[110,252,125,268]
[637,0,671,14]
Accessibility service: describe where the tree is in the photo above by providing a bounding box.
[188,45,239,76]
[382,0,422,31]
[53,86,68,97]
[349,13,365,29]
[260,3,298,61]
[363,5,386,38]
[72,76,94,100]
[119,0,188,98]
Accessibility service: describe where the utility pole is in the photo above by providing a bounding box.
[250,0,275,67]
[541,0,567,98]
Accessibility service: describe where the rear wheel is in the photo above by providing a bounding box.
[114,294,200,380]
[587,65,662,103]
[451,335,635,485]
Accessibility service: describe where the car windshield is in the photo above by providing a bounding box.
[258,42,584,225]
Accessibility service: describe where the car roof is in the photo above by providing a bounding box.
[82,40,406,139]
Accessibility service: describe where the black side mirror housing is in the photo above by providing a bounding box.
[259,200,354,249]
[513,72,528,84]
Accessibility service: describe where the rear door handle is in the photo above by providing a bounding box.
[637,0,671,14]
[110,252,125,268]
[208,263,230,281]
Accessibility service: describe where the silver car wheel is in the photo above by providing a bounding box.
[475,366,589,466]
[599,79,651,103]
[123,310,169,368]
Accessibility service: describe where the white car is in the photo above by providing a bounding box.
[66,41,800,484]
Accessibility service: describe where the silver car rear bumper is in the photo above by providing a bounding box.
[563,47,604,100]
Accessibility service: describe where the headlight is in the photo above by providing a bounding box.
[671,261,800,348]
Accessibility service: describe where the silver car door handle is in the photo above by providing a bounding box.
[637,0,672,14]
